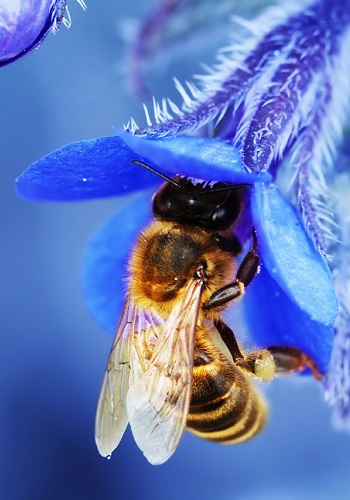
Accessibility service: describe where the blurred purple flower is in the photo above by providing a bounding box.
[0,0,86,66]
[126,0,267,98]
[16,0,350,428]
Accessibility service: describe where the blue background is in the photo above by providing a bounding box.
[1,1,350,499]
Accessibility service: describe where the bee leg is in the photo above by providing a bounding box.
[234,350,276,382]
[203,280,244,310]
[204,230,259,311]
[266,345,322,380]
[235,345,322,381]
[235,228,259,288]
[215,319,276,382]
[214,318,246,360]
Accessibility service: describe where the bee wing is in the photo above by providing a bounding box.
[95,296,160,457]
[126,277,203,465]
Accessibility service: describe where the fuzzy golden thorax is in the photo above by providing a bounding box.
[128,220,236,320]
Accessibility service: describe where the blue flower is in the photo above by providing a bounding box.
[0,0,86,67]
[16,0,350,426]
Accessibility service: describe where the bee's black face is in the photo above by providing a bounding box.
[152,177,247,231]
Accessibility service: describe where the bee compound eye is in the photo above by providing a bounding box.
[152,191,172,218]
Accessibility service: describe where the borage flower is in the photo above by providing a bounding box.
[0,0,86,67]
[16,0,350,454]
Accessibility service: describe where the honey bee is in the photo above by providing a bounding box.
[95,160,321,465]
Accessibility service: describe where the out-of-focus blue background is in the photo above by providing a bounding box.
[1,1,350,499]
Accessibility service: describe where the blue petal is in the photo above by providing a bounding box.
[244,183,337,372]
[16,136,161,201]
[243,266,333,373]
[82,191,153,333]
[252,183,337,323]
[121,131,271,184]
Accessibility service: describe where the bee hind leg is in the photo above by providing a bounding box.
[215,320,321,382]
[265,345,322,380]
[214,319,275,382]
[235,345,322,381]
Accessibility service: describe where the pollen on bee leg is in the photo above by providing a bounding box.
[236,349,275,382]
[238,281,245,299]
[253,350,275,382]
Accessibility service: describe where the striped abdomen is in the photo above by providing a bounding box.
[187,327,268,443]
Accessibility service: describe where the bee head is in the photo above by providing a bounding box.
[153,176,249,231]
[130,159,250,231]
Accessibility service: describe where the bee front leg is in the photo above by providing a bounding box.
[236,228,259,288]
[204,229,259,311]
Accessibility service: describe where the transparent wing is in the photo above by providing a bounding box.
[126,277,203,465]
[95,295,160,457]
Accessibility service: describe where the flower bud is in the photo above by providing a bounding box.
[0,0,67,66]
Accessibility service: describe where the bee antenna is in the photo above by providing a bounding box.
[201,183,251,194]
[130,160,183,188]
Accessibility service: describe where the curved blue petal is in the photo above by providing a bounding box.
[243,265,333,373]
[16,136,161,201]
[252,183,337,323]
[121,131,271,184]
[244,183,337,372]
[82,191,153,333]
